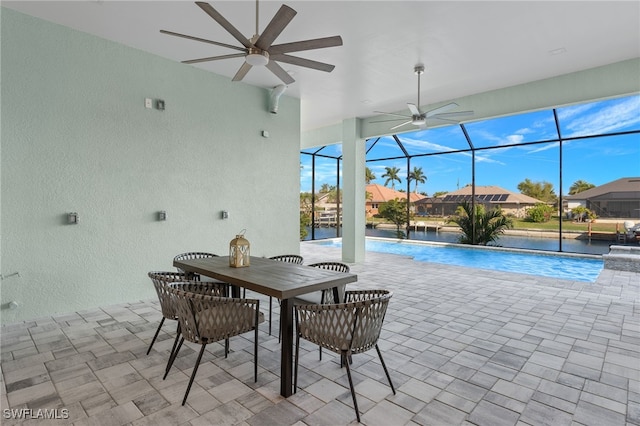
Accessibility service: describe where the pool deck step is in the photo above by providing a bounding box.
[602,244,640,272]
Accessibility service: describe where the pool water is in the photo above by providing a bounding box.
[315,238,604,282]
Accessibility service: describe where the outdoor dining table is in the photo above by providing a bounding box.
[173,255,358,397]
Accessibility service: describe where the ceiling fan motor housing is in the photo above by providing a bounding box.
[246,48,269,66]
[412,115,426,125]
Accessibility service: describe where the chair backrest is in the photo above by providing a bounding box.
[174,252,219,275]
[148,271,228,319]
[308,262,350,303]
[174,252,219,261]
[308,262,350,273]
[296,289,392,355]
[168,283,259,345]
[148,271,192,319]
[269,254,304,264]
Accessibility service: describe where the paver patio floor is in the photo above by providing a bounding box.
[2,242,638,425]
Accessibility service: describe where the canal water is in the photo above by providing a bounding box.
[303,226,611,255]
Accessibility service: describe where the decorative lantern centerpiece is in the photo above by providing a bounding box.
[229,230,250,268]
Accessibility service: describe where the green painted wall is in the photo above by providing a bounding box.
[0,8,301,324]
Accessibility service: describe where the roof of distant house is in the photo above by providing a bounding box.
[429,185,543,204]
[366,183,425,203]
[565,177,640,200]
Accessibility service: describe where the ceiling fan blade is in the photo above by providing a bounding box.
[160,30,245,52]
[369,118,409,124]
[255,5,297,50]
[266,60,296,85]
[425,102,459,117]
[431,110,475,119]
[407,103,421,116]
[269,36,343,55]
[196,2,252,49]
[182,53,247,64]
[271,54,335,72]
[373,111,411,119]
[390,121,412,130]
[232,62,253,81]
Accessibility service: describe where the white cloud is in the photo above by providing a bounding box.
[506,134,525,144]
[562,97,640,137]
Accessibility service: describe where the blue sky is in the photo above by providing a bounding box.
[301,94,640,196]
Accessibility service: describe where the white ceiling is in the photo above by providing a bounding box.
[4,1,639,132]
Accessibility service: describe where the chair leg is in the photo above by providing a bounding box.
[162,323,182,378]
[146,317,165,355]
[224,338,230,357]
[182,344,207,406]
[254,324,258,382]
[294,333,302,393]
[342,351,360,423]
[164,337,184,380]
[375,344,396,395]
[169,322,181,357]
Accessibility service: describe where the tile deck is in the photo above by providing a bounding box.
[1,242,639,425]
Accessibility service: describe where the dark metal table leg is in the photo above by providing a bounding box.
[280,298,294,397]
[231,285,240,298]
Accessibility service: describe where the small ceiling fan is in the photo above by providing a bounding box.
[372,65,474,130]
[160,1,343,85]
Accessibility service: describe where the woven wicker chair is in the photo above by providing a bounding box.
[295,262,350,305]
[147,271,228,356]
[267,255,304,337]
[294,262,351,360]
[174,251,232,295]
[147,271,230,384]
[294,289,395,423]
[174,252,219,279]
[166,283,262,406]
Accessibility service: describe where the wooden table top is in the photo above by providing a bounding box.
[173,256,357,300]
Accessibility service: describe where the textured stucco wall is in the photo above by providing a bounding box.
[0,8,301,324]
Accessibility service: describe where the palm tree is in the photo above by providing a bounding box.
[319,183,334,193]
[365,167,376,184]
[569,180,595,195]
[381,166,402,190]
[408,167,427,193]
[448,201,513,245]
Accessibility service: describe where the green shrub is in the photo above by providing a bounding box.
[300,212,311,240]
[526,203,554,223]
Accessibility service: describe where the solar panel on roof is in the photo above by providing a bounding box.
[491,194,501,201]
[499,194,508,201]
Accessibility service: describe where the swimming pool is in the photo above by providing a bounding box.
[314,238,604,282]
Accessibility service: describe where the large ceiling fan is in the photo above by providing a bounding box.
[373,65,474,130]
[160,1,343,85]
